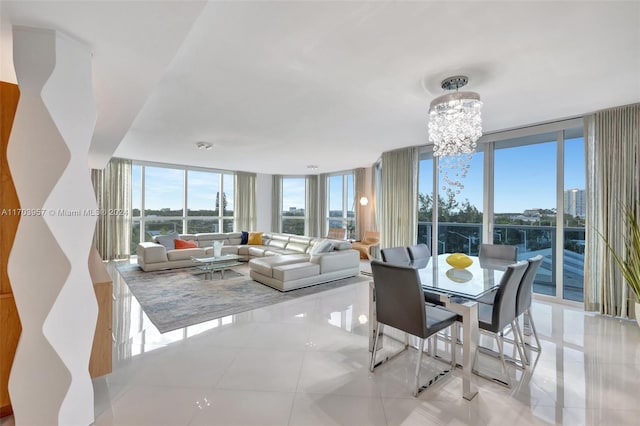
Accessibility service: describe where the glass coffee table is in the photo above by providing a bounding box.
[191,254,242,279]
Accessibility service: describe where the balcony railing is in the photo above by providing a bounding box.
[417,221,585,302]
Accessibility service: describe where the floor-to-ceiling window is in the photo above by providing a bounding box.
[132,162,235,244]
[281,177,306,235]
[417,153,434,246]
[144,166,184,238]
[494,133,557,296]
[131,164,142,253]
[185,170,235,233]
[417,119,585,303]
[417,148,484,255]
[437,148,484,255]
[327,172,355,238]
[562,129,585,302]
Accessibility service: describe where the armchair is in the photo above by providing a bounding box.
[351,230,380,260]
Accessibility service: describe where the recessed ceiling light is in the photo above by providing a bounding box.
[195,141,213,150]
[307,165,319,170]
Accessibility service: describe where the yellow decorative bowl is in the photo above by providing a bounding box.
[446,253,473,269]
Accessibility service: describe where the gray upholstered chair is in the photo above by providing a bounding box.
[472,260,529,387]
[515,255,544,356]
[380,246,411,264]
[407,243,431,261]
[370,260,458,397]
[475,244,519,304]
[474,255,544,365]
[479,243,518,262]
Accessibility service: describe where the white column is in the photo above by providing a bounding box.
[7,26,98,425]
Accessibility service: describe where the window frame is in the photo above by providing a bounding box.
[131,161,235,245]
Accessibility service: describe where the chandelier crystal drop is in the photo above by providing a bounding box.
[428,76,483,157]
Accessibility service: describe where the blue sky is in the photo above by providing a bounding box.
[419,136,585,213]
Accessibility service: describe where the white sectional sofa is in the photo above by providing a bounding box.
[135,232,361,291]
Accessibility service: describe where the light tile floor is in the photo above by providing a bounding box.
[3,261,640,426]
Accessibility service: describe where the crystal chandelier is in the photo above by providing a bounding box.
[428,76,483,200]
[428,75,482,157]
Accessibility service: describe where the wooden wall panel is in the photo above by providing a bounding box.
[0,81,21,417]
[0,295,20,417]
[89,281,113,378]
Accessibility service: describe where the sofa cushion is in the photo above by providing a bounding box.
[155,232,179,250]
[285,242,309,253]
[264,249,291,256]
[272,262,320,282]
[237,245,252,256]
[310,239,333,255]
[331,240,353,251]
[248,246,268,257]
[249,254,309,277]
[248,232,263,245]
[167,248,206,261]
[138,242,168,264]
[268,239,288,249]
[174,239,197,249]
[289,235,313,245]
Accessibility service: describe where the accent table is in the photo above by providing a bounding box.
[191,254,242,279]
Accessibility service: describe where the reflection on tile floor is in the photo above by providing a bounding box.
[3,260,639,426]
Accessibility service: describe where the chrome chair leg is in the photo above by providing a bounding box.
[450,320,457,368]
[413,338,425,397]
[496,333,509,383]
[511,320,528,366]
[526,309,542,352]
[370,323,383,372]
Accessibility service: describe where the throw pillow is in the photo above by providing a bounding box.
[310,239,333,255]
[241,231,249,245]
[155,231,179,250]
[248,231,263,245]
[174,239,197,249]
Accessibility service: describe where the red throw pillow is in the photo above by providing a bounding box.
[174,239,197,249]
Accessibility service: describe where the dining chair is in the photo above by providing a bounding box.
[475,244,519,305]
[472,260,528,387]
[514,255,544,355]
[478,244,518,262]
[407,243,431,261]
[380,246,411,264]
[370,260,459,397]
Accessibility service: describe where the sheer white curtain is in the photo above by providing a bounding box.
[234,172,256,231]
[379,147,419,249]
[305,175,319,237]
[271,175,282,232]
[318,173,328,237]
[355,167,367,240]
[91,158,132,260]
[584,103,640,317]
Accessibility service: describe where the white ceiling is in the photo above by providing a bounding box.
[2,1,639,174]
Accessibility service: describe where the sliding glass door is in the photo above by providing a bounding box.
[494,133,557,297]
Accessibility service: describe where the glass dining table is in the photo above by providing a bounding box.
[368,254,511,401]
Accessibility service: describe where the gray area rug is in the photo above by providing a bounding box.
[116,263,368,333]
